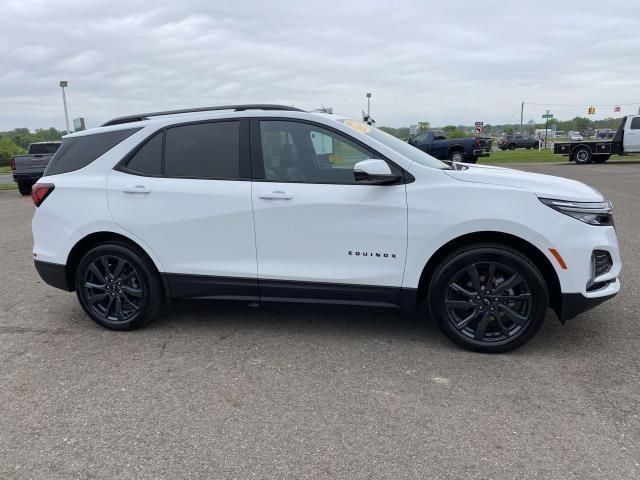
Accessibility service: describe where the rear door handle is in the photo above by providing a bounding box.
[122,185,151,194]
[259,191,292,200]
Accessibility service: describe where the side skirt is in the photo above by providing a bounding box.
[163,273,419,310]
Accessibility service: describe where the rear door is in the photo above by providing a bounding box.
[107,119,258,299]
[250,118,408,304]
[625,117,640,152]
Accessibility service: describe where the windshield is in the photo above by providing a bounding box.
[338,119,450,169]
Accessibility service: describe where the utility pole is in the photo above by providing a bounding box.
[366,92,371,120]
[59,81,70,134]
[520,100,524,132]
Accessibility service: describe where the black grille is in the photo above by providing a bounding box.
[592,250,612,278]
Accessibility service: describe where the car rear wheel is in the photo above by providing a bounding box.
[75,242,163,330]
[572,147,592,164]
[449,150,465,163]
[17,181,33,196]
[428,244,548,353]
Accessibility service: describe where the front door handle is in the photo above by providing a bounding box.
[259,191,292,200]
[122,185,151,194]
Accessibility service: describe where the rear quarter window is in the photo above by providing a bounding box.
[45,128,140,176]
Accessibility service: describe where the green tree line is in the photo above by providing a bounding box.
[379,116,626,140]
[0,128,65,166]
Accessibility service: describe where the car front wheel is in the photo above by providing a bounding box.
[428,244,548,353]
[75,242,163,330]
[449,150,465,162]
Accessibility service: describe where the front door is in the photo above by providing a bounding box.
[107,119,258,299]
[625,117,640,152]
[250,119,408,305]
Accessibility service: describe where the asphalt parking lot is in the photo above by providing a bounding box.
[1,162,638,479]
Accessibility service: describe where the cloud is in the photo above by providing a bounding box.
[0,0,639,130]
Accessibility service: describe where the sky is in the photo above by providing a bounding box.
[1,0,639,130]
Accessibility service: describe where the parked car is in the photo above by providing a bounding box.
[10,141,61,195]
[32,104,620,353]
[498,134,539,150]
[568,132,583,141]
[554,115,640,164]
[407,130,492,163]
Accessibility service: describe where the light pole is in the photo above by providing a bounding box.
[59,81,70,134]
[366,92,371,120]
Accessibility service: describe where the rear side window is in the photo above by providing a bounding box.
[631,117,640,130]
[45,128,140,176]
[164,121,240,179]
[29,143,60,155]
[126,132,162,175]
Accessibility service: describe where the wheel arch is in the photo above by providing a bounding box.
[64,231,169,298]
[571,143,592,155]
[415,231,561,319]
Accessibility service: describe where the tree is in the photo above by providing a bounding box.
[0,138,25,166]
[417,121,430,131]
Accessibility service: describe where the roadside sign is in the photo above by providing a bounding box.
[475,125,483,135]
[73,117,86,131]
[542,113,553,118]
[409,124,418,135]
[474,121,483,127]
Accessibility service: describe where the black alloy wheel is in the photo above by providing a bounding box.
[444,262,532,342]
[429,245,548,352]
[76,242,162,330]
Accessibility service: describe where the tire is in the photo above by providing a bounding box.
[508,143,516,150]
[75,241,163,330]
[572,147,592,164]
[466,156,479,164]
[428,244,548,353]
[449,150,465,163]
[17,181,32,196]
[593,155,610,163]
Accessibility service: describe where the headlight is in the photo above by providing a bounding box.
[539,198,614,226]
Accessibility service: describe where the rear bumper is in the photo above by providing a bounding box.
[473,149,491,156]
[13,172,43,182]
[558,279,619,322]
[34,260,72,291]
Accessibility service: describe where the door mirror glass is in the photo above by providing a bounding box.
[353,159,401,185]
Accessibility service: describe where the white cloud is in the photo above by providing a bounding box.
[0,0,639,130]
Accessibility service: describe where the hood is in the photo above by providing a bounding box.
[444,163,603,201]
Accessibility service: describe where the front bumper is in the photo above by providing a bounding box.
[558,279,619,321]
[34,260,72,291]
[473,149,491,157]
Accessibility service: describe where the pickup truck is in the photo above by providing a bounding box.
[10,141,60,195]
[498,134,539,150]
[408,130,492,163]
[554,115,640,164]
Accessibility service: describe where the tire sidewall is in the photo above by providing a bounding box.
[428,247,548,353]
[75,243,159,330]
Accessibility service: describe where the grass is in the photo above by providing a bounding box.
[0,183,17,191]
[480,149,640,164]
[0,166,11,174]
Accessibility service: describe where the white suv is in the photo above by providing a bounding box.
[31,105,621,352]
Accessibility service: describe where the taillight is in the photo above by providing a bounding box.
[32,183,55,207]
[9,157,16,170]
[475,138,481,146]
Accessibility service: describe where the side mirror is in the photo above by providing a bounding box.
[353,159,401,185]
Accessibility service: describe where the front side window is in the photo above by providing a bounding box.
[164,121,240,179]
[259,120,376,184]
[631,117,640,130]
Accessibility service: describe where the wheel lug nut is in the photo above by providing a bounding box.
[478,306,484,311]
[476,295,481,300]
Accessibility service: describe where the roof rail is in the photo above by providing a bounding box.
[101,104,305,127]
